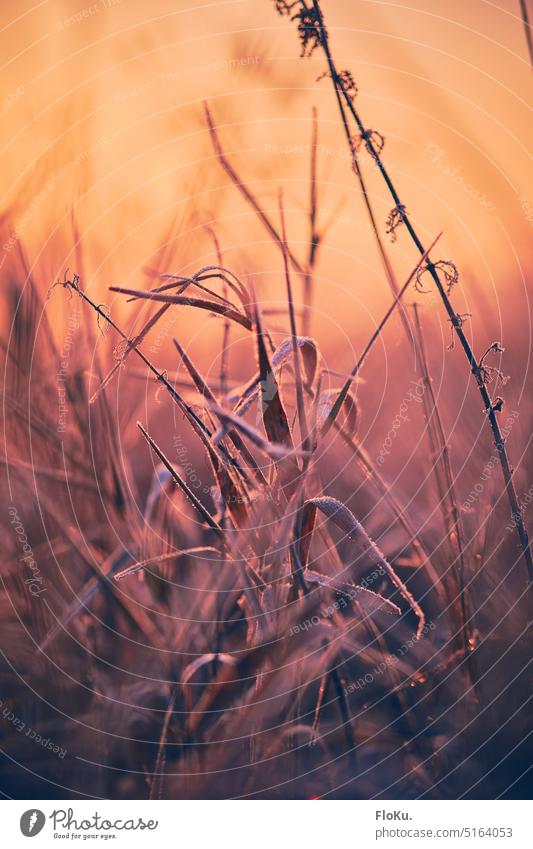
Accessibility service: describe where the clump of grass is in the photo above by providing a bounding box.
[1,227,461,799]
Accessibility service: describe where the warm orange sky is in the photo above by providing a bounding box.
[1,0,532,368]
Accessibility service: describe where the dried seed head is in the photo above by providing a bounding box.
[386,204,407,242]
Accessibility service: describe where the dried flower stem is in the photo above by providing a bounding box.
[308,0,533,583]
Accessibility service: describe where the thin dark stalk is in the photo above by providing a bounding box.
[204,103,304,275]
[61,274,251,488]
[279,194,310,454]
[309,0,533,582]
[207,228,231,397]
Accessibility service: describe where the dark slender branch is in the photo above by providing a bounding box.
[309,0,533,583]
[519,0,533,70]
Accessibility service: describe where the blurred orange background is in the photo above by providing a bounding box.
[0,0,531,388]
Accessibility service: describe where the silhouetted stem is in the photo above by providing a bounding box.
[310,0,533,583]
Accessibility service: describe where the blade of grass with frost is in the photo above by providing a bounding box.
[331,423,444,596]
[321,233,442,439]
[273,336,318,392]
[206,230,231,397]
[317,385,357,433]
[146,277,236,311]
[137,421,223,537]
[304,569,401,617]
[233,336,317,420]
[297,496,425,636]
